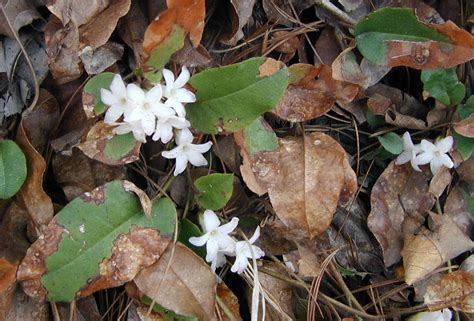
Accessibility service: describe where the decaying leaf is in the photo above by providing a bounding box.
[272,64,359,122]
[355,8,474,69]
[424,270,474,312]
[78,121,141,165]
[455,115,474,138]
[0,0,41,38]
[217,283,242,321]
[332,45,391,89]
[428,167,452,198]
[133,242,217,321]
[0,284,50,321]
[221,0,256,45]
[401,214,474,284]
[367,161,435,267]
[17,181,176,301]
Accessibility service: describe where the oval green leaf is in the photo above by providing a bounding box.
[0,139,27,199]
[377,132,403,155]
[194,173,234,210]
[186,57,289,134]
[83,72,115,118]
[421,68,465,106]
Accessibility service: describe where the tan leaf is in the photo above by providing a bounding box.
[221,0,256,45]
[402,214,474,285]
[0,284,50,321]
[444,184,474,237]
[268,132,357,239]
[0,0,41,38]
[123,181,152,217]
[429,167,452,198]
[367,161,435,267]
[217,283,242,321]
[133,243,217,321]
[454,114,474,138]
[273,64,359,122]
[424,270,474,312]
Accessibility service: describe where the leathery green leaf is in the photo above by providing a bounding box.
[0,139,27,199]
[41,181,176,301]
[194,173,234,210]
[186,57,289,134]
[83,72,115,117]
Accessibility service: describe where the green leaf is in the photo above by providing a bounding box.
[187,57,289,134]
[83,72,115,117]
[178,218,206,259]
[104,133,139,161]
[355,8,448,66]
[194,173,234,210]
[377,133,403,155]
[142,25,186,84]
[421,68,465,106]
[41,181,176,301]
[0,139,27,199]
[243,117,279,156]
[453,131,474,160]
[457,95,474,119]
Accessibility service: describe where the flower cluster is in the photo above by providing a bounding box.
[189,210,265,274]
[396,132,454,175]
[100,67,212,176]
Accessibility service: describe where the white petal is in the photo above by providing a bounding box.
[438,153,454,169]
[153,104,175,118]
[127,84,146,103]
[162,146,181,159]
[167,117,190,129]
[104,105,124,123]
[413,151,434,165]
[141,115,156,135]
[430,158,444,176]
[205,239,219,263]
[154,124,173,143]
[162,69,175,93]
[218,217,239,235]
[442,309,452,321]
[191,141,213,154]
[402,132,414,149]
[110,74,126,95]
[165,99,186,117]
[395,151,411,165]
[231,255,249,274]
[146,84,163,102]
[174,155,188,176]
[132,129,147,143]
[174,88,196,103]
[113,123,132,135]
[100,88,119,106]
[248,226,260,244]
[176,127,194,145]
[410,159,422,172]
[203,210,220,232]
[187,151,208,167]
[436,136,453,153]
[174,66,190,88]
[189,234,209,247]
[420,139,437,152]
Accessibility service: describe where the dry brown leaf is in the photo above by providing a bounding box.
[122,181,152,217]
[15,123,54,240]
[78,121,142,165]
[454,115,474,138]
[273,64,359,122]
[79,42,124,75]
[314,27,342,65]
[133,243,217,321]
[217,283,242,321]
[332,45,391,89]
[268,132,357,239]
[143,0,205,55]
[262,0,314,26]
[402,214,474,284]
[0,0,41,38]
[367,161,435,267]
[271,31,299,54]
[429,167,452,198]
[47,0,109,26]
[424,270,474,312]
[117,0,147,68]
[221,0,256,45]
[0,284,50,321]
[382,20,474,69]
[171,38,212,68]
[443,184,474,237]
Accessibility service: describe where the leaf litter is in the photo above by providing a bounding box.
[0,1,474,320]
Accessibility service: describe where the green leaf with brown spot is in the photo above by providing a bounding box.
[194,173,234,210]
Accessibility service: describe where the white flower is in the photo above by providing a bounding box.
[111,120,146,143]
[161,128,212,176]
[230,226,265,274]
[409,309,452,321]
[413,136,454,175]
[189,210,239,271]
[152,116,190,144]
[395,132,422,171]
[162,66,196,117]
[101,74,132,123]
[124,84,175,136]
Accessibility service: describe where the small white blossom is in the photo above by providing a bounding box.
[162,66,196,117]
[189,210,239,271]
[161,128,212,176]
[413,136,454,175]
[152,116,190,144]
[395,132,421,171]
[111,120,147,143]
[410,309,452,321]
[124,84,175,135]
[101,74,132,123]
[230,227,265,274]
